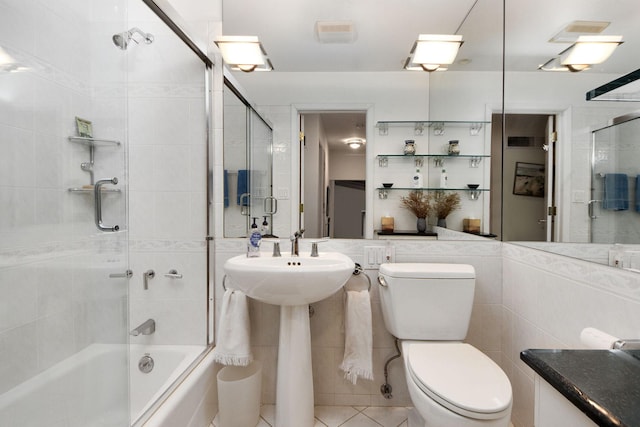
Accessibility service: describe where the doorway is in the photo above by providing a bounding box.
[299,111,367,238]
[491,113,557,241]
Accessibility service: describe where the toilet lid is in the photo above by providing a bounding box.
[407,343,512,420]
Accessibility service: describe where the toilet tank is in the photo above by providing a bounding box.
[378,263,475,340]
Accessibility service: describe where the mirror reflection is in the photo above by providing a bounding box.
[223,81,276,238]
[301,112,366,239]
[220,0,640,267]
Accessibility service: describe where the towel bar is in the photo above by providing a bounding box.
[344,263,371,292]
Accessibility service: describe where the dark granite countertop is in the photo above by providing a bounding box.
[521,349,640,427]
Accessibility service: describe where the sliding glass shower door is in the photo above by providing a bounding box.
[0,0,130,425]
[590,114,640,243]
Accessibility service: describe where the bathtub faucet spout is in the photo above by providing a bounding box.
[130,318,155,336]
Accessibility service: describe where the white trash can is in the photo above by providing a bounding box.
[216,361,262,427]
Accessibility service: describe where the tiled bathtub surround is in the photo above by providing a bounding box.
[126,3,209,348]
[0,0,129,402]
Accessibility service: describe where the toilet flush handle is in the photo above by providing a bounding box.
[377,276,387,287]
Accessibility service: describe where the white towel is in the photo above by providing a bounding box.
[212,288,253,366]
[340,289,373,384]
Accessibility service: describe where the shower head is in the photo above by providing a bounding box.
[112,27,154,50]
[112,33,128,50]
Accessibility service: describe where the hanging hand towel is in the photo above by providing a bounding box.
[603,173,629,211]
[340,287,373,385]
[212,288,253,366]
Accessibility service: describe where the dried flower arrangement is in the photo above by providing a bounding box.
[433,191,461,219]
[400,190,432,218]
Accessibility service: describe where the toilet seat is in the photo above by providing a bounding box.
[406,342,512,420]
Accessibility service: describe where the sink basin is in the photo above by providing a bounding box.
[224,252,354,305]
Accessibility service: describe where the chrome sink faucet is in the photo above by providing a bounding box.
[290,229,305,256]
[130,318,156,336]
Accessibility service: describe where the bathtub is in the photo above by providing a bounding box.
[0,343,217,427]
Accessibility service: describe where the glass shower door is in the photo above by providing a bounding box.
[590,115,640,243]
[249,111,275,236]
[0,0,130,425]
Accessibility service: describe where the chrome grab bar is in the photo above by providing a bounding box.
[264,196,278,214]
[94,177,120,232]
[109,269,133,279]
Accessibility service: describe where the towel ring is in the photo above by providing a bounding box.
[344,263,371,292]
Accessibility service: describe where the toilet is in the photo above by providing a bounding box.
[378,263,512,427]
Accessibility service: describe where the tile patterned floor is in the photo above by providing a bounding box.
[211,405,410,427]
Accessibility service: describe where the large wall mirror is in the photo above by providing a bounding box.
[220,0,640,268]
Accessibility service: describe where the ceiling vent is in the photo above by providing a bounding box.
[550,20,610,43]
[315,21,356,44]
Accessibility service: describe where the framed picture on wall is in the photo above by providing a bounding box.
[513,162,545,197]
[75,117,93,138]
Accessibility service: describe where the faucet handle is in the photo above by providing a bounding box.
[310,239,329,257]
[291,228,305,240]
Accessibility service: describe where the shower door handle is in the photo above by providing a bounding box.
[239,193,250,216]
[95,177,120,232]
[264,196,278,214]
[588,200,601,219]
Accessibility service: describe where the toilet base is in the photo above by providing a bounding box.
[407,408,423,427]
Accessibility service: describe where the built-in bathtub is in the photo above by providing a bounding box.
[0,343,218,427]
[133,344,218,427]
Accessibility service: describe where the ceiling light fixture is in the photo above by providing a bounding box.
[539,35,623,72]
[214,36,273,72]
[404,34,463,72]
[346,138,365,149]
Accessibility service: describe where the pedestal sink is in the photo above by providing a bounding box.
[224,251,354,427]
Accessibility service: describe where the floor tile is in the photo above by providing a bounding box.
[260,404,276,426]
[362,406,408,427]
[213,405,411,427]
[257,418,271,427]
[314,405,360,427]
[341,413,383,427]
